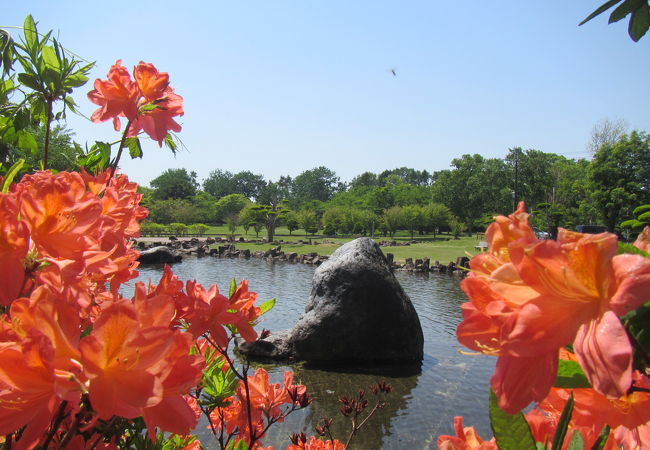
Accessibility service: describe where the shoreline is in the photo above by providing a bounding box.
[134,236,470,276]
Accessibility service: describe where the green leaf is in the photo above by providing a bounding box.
[551,392,574,450]
[622,302,650,369]
[2,159,25,193]
[164,133,178,154]
[608,0,643,23]
[638,211,650,222]
[16,129,37,152]
[200,358,238,408]
[489,390,536,450]
[226,439,249,450]
[590,425,611,450]
[579,0,624,25]
[628,2,650,41]
[617,242,650,257]
[23,15,37,50]
[566,428,584,450]
[259,298,276,315]
[620,219,644,228]
[41,45,60,71]
[64,71,89,89]
[17,72,42,91]
[555,359,591,388]
[125,137,143,159]
[632,204,650,215]
[229,278,237,298]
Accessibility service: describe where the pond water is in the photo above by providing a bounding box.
[132,257,495,449]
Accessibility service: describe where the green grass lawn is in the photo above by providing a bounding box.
[169,225,485,264]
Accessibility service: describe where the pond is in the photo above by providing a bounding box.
[132,256,495,449]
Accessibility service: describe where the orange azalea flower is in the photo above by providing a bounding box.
[186,280,238,346]
[242,368,305,420]
[229,280,262,342]
[0,288,84,448]
[134,61,170,101]
[437,416,497,449]
[540,372,650,449]
[288,435,345,450]
[128,87,183,146]
[0,336,67,449]
[457,203,650,413]
[210,395,265,442]
[141,333,204,438]
[87,60,139,130]
[633,225,650,253]
[143,264,193,322]
[80,300,175,419]
[17,171,105,264]
[0,194,29,305]
[89,60,183,146]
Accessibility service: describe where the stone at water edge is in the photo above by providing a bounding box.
[137,246,182,264]
[238,237,424,363]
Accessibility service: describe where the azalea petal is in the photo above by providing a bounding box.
[491,352,558,414]
[502,297,591,357]
[143,395,198,436]
[574,310,632,398]
[610,253,650,316]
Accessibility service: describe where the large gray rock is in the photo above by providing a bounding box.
[239,237,424,363]
[137,246,182,264]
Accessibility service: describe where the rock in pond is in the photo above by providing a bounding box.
[238,237,424,364]
[138,246,182,264]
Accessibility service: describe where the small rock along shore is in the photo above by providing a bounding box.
[134,236,469,277]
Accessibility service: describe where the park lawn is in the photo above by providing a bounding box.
[202,226,483,264]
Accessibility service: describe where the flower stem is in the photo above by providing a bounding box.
[43,99,53,170]
[109,120,131,182]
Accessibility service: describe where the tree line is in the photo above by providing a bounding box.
[137,129,650,241]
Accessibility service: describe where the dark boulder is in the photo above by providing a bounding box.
[138,246,182,264]
[238,237,424,364]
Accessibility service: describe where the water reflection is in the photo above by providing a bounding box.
[134,257,495,449]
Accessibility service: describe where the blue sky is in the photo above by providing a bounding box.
[4,1,650,187]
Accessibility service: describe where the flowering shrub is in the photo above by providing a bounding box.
[444,203,650,449]
[0,16,392,449]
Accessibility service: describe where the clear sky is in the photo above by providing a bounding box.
[4,1,650,187]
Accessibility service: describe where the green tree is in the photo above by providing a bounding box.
[283,211,300,235]
[257,180,289,207]
[225,214,239,239]
[382,206,402,238]
[297,209,319,236]
[7,124,79,172]
[231,170,266,201]
[378,167,431,186]
[290,166,341,206]
[401,204,424,239]
[202,169,235,198]
[321,207,344,235]
[147,198,198,224]
[506,147,566,211]
[432,154,510,232]
[239,204,264,236]
[423,202,451,238]
[214,193,249,223]
[191,191,219,224]
[590,131,650,231]
[349,171,380,189]
[150,168,198,200]
[252,202,289,242]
